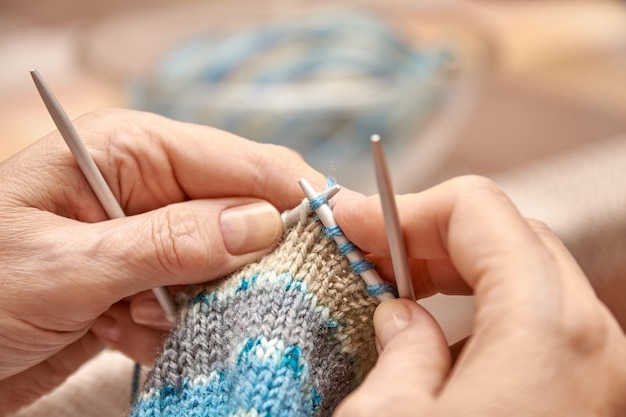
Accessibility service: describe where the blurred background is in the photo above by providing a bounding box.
[2,1,626,413]
[3,0,626,190]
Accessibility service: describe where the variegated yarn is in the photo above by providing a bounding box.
[129,193,395,417]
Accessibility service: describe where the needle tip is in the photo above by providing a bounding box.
[370,134,381,143]
[298,178,316,200]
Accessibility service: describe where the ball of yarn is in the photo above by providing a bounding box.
[131,7,453,178]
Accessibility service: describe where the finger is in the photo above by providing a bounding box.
[25,198,283,316]
[43,197,282,313]
[91,303,167,365]
[334,187,469,297]
[129,291,173,331]
[374,300,451,396]
[335,176,561,312]
[0,332,102,415]
[526,218,593,290]
[525,218,612,351]
[73,109,328,215]
[335,299,450,417]
[367,255,471,297]
[449,336,470,364]
[334,185,468,295]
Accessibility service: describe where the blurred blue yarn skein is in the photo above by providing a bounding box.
[130,7,454,180]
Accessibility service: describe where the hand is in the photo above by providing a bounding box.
[0,109,325,414]
[333,176,626,416]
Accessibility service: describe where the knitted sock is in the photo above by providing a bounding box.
[129,205,392,417]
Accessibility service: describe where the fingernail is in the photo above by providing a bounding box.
[375,299,412,350]
[131,299,174,331]
[220,202,281,255]
[91,315,121,343]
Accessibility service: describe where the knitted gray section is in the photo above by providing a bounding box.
[148,279,360,413]
[136,215,380,417]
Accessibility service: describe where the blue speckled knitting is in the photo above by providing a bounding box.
[129,206,394,417]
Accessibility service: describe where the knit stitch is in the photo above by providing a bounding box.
[130,204,393,417]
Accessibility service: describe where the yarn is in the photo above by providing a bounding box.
[130,8,453,185]
[129,200,395,417]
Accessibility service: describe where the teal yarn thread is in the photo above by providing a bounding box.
[367,283,399,298]
[350,259,376,275]
[130,362,142,405]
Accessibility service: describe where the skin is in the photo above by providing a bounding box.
[0,109,325,414]
[1,110,625,415]
[332,177,626,416]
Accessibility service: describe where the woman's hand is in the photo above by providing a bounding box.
[333,176,626,416]
[0,109,325,414]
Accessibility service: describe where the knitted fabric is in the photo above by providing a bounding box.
[129,209,392,417]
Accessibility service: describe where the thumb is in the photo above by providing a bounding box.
[335,299,451,417]
[77,198,282,308]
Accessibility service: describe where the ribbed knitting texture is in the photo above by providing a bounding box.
[129,211,389,417]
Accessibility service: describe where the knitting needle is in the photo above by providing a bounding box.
[281,184,342,227]
[30,69,178,323]
[298,178,394,302]
[370,134,415,301]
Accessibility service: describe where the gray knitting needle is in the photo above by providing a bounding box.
[371,134,415,301]
[30,69,177,322]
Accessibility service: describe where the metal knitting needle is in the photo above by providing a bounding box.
[30,69,178,323]
[371,134,415,301]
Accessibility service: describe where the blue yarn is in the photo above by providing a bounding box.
[285,278,305,293]
[130,8,454,180]
[366,283,398,298]
[308,195,327,211]
[132,336,318,417]
[194,291,217,306]
[336,241,358,256]
[308,178,336,211]
[130,362,142,405]
[350,259,375,274]
[325,319,339,329]
[237,274,259,292]
[323,226,344,239]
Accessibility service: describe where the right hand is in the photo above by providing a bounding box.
[333,176,626,416]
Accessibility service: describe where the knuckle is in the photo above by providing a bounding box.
[247,143,308,194]
[560,304,611,356]
[262,144,309,176]
[453,175,504,198]
[264,144,307,174]
[527,219,558,242]
[150,207,208,275]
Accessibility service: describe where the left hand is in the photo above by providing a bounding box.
[0,109,325,414]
